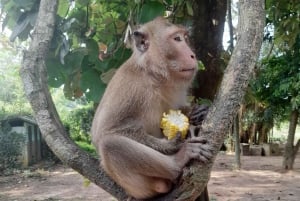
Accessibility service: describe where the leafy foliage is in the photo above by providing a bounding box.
[247,0,300,128]
[0,34,32,115]
[75,140,96,155]
[266,0,300,49]
[252,37,300,121]
[64,105,94,144]
[0,121,25,172]
[1,0,197,103]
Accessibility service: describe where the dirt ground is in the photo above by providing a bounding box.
[0,154,299,201]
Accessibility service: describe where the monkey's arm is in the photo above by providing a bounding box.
[118,126,182,155]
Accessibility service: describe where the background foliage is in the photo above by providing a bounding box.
[1,0,196,102]
[0,121,25,172]
[0,34,32,116]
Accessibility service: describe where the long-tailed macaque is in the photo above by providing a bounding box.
[91,17,212,199]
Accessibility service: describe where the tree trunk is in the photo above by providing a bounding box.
[283,109,299,170]
[20,0,265,200]
[162,1,264,200]
[258,124,268,144]
[234,114,241,169]
[192,0,227,100]
[239,104,246,142]
[19,1,127,200]
[249,102,258,144]
[227,0,234,53]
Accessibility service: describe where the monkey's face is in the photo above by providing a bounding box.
[164,29,197,81]
[132,17,197,82]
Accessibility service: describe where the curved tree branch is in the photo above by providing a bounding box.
[174,0,265,200]
[20,0,126,200]
[20,0,264,201]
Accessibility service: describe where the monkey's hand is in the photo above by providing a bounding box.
[143,131,184,155]
[174,136,213,168]
[188,104,209,126]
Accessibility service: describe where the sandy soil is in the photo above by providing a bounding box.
[0,154,299,201]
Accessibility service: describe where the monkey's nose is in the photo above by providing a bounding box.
[191,54,195,59]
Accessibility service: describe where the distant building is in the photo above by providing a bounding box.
[4,116,50,167]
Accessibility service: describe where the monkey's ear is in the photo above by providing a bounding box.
[132,31,149,52]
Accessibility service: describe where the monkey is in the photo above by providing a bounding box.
[91,17,213,200]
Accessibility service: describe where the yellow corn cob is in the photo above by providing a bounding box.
[160,110,189,140]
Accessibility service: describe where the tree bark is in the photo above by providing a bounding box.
[20,0,265,201]
[227,0,234,53]
[258,124,270,144]
[19,1,127,200]
[283,109,299,170]
[250,102,259,144]
[234,114,241,169]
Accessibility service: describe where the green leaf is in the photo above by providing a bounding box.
[139,1,165,23]
[46,57,65,88]
[94,47,131,72]
[9,11,37,41]
[57,0,70,18]
[80,69,106,102]
[186,1,194,16]
[63,78,74,100]
[81,55,91,73]
[13,0,35,10]
[77,0,90,6]
[86,39,99,63]
[101,68,117,84]
[64,48,88,74]
[109,47,132,68]
[197,60,205,71]
[94,59,110,72]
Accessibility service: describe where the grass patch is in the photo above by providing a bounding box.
[75,141,97,155]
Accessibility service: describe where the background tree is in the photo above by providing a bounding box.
[252,49,300,169]
[250,0,300,170]
[191,0,227,100]
[0,0,265,200]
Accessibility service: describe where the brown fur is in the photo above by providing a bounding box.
[91,17,212,199]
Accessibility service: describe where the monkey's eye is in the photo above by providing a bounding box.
[174,35,182,41]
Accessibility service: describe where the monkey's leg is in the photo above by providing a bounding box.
[99,135,181,199]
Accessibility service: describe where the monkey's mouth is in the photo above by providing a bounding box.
[181,68,194,71]
[180,68,195,73]
[179,68,196,78]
